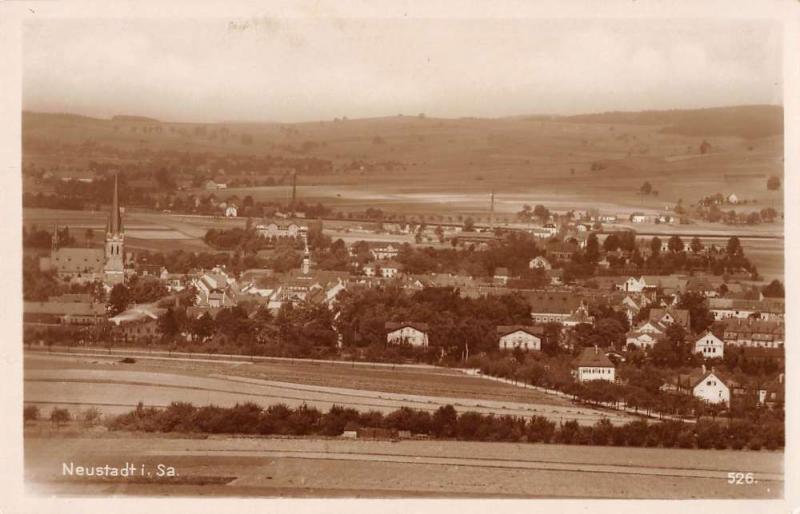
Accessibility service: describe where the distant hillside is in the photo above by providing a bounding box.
[22,111,106,124]
[562,105,783,139]
[111,114,161,123]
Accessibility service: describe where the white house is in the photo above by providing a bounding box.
[727,193,739,204]
[541,223,559,236]
[385,322,429,347]
[224,204,238,217]
[620,276,647,293]
[362,262,378,277]
[630,212,647,223]
[529,256,552,270]
[635,320,666,335]
[694,331,725,359]
[497,326,543,351]
[649,308,691,330]
[574,346,616,382]
[625,330,658,350]
[691,369,731,405]
[379,260,401,279]
[494,267,510,285]
[256,221,302,239]
[370,244,400,260]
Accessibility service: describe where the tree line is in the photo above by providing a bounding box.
[105,401,783,450]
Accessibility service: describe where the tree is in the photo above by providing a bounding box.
[463,217,475,231]
[767,175,781,191]
[690,236,704,254]
[726,236,741,256]
[667,235,684,253]
[585,233,600,263]
[760,207,778,223]
[157,307,180,340]
[107,283,130,316]
[24,405,40,423]
[640,182,653,195]
[649,236,662,256]
[762,279,784,298]
[678,291,714,333]
[50,407,72,429]
[533,205,550,222]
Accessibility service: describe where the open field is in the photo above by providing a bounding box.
[24,434,782,498]
[24,352,633,425]
[24,205,784,280]
[24,109,783,216]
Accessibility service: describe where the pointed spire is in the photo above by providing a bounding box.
[110,171,122,234]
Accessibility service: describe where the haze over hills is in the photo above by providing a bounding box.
[23,104,783,139]
[21,104,783,217]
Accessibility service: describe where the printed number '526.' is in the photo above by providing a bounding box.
[727,472,756,484]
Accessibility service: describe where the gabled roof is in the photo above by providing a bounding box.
[523,290,585,314]
[695,331,723,344]
[685,276,715,292]
[649,307,690,328]
[496,325,544,338]
[385,321,429,333]
[674,367,737,390]
[709,297,784,313]
[691,370,735,390]
[574,346,615,368]
[24,301,106,317]
[718,318,784,335]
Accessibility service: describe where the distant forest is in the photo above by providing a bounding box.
[561,105,783,139]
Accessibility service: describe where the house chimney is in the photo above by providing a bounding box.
[701,364,706,374]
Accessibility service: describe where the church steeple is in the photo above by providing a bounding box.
[104,171,125,285]
[109,171,122,235]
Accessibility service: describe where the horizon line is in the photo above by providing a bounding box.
[22,103,784,126]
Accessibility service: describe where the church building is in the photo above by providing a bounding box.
[40,172,126,286]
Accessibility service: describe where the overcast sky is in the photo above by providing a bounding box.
[23,17,782,123]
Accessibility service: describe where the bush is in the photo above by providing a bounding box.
[82,407,103,427]
[526,416,556,443]
[50,407,72,428]
[590,419,613,445]
[748,436,763,451]
[24,405,40,423]
[101,401,773,451]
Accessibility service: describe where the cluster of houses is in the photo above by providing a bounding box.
[23,180,783,409]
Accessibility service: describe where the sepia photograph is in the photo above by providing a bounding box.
[2,0,797,510]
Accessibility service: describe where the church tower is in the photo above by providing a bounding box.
[104,172,125,285]
[301,230,310,275]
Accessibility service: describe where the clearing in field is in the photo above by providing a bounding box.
[24,352,632,425]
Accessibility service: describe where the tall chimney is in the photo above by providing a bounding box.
[489,190,495,231]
